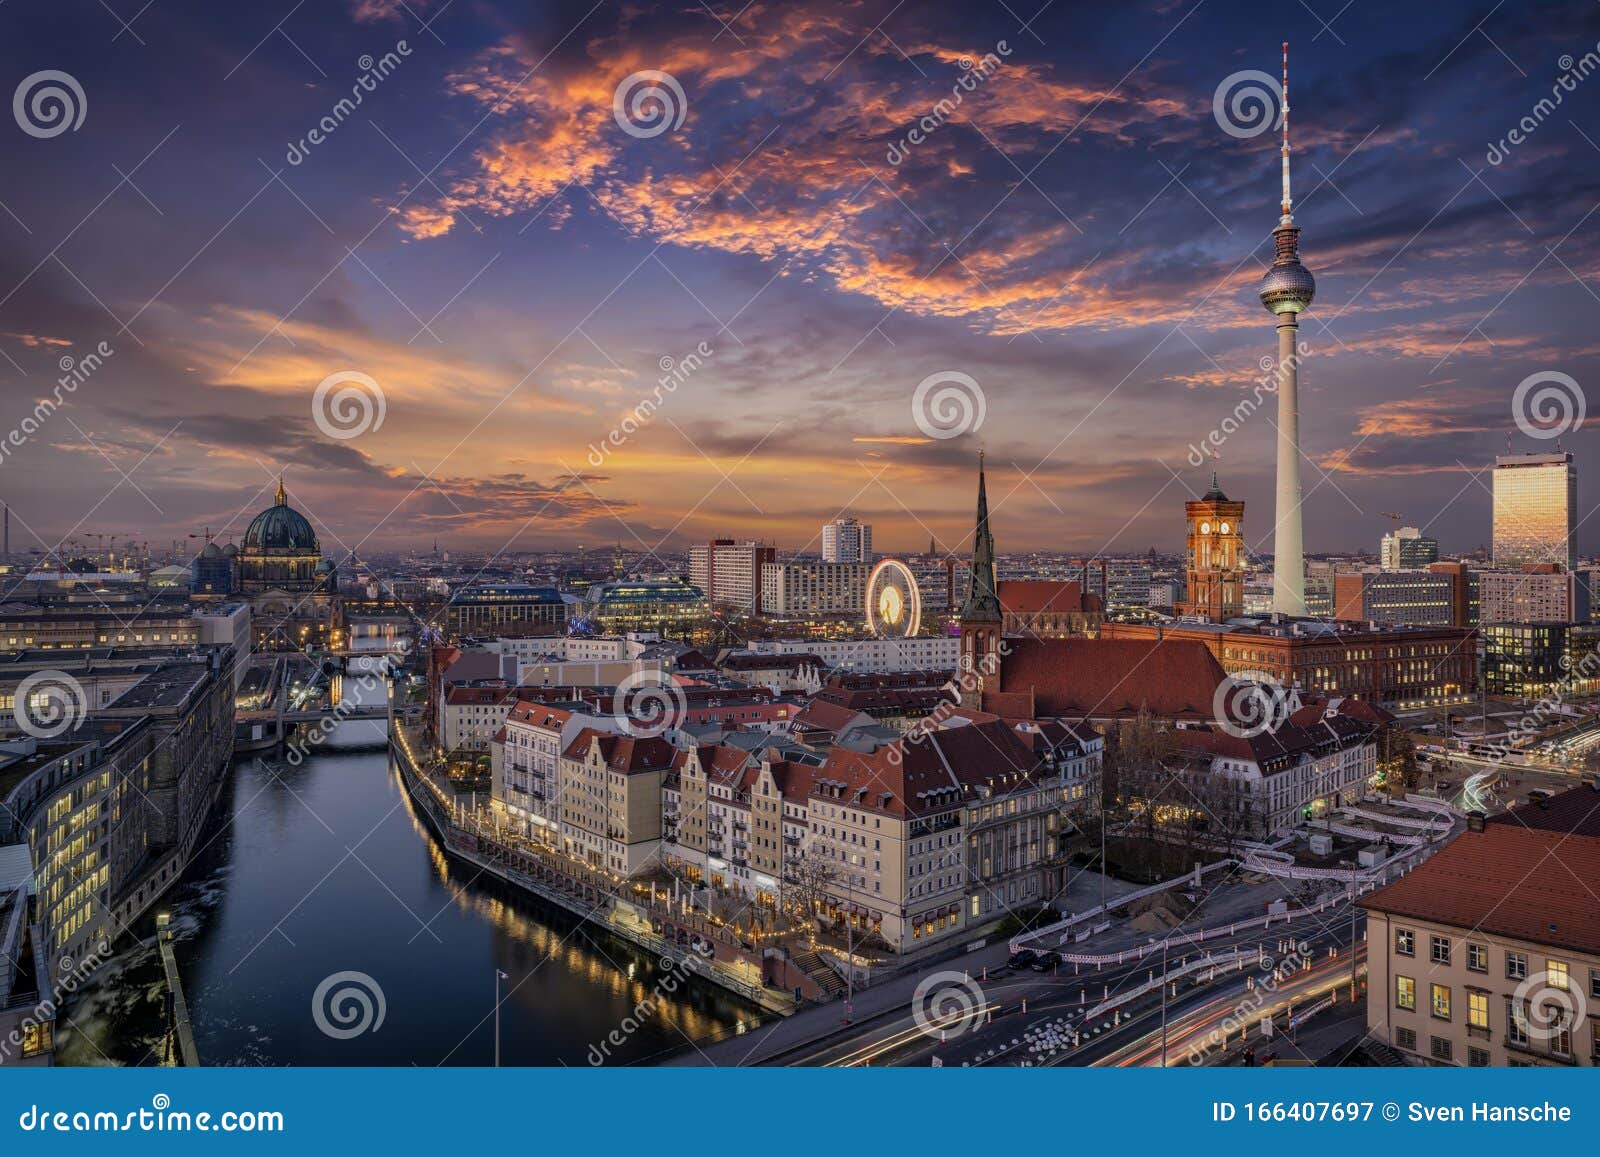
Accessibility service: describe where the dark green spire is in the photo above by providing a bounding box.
[960,452,1001,621]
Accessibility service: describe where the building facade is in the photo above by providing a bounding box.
[1362,793,1600,1068]
[1478,566,1590,626]
[821,518,873,564]
[688,540,776,614]
[759,561,870,618]
[1493,451,1576,571]
[1178,476,1246,621]
[445,584,568,638]
[1101,618,1477,710]
[1333,569,1462,628]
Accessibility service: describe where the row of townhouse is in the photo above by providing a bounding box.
[489,696,1106,953]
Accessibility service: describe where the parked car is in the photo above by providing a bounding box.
[1007,949,1038,970]
[1029,951,1061,972]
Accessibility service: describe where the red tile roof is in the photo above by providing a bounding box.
[1173,714,1373,772]
[561,728,675,772]
[443,685,511,705]
[792,699,872,734]
[1488,783,1600,837]
[998,579,1102,615]
[992,636,1228,721]
[811,719,1045,819]
[1361,822,1600,957]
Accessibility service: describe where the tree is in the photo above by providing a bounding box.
[1378,724,1419,795]
[784,852,844,936]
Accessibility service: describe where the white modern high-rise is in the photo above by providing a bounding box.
[1259,43,1316,616]
[1493,452,1576,571]
[1379,526,1439,570]
[821,517,873,563]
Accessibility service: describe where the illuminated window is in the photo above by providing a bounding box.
[1468,991,1489,1028]
[21,1021,52,1058]
[1395,975,1415,1010]
[1431,983,1451,1020]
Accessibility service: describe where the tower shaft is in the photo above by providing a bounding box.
[1272,316,1305,615]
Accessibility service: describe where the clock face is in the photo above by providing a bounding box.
[1200,521,1212,535]
[1220,521,1231,534]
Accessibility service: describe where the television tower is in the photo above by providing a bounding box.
[1259,42,1316,616]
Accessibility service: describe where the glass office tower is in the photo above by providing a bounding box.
[1492,451,1576,570]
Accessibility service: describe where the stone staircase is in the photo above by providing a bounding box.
[789,945,849,1000]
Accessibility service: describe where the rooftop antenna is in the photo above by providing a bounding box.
[1280,41,1292,225]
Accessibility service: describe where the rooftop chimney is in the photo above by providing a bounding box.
[1466,811,1485,833]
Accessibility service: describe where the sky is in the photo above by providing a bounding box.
[1,0,1598,568]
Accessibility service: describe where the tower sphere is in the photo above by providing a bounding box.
[1259,259,1316,314]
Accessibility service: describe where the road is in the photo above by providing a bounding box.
[782,899,1364,1068]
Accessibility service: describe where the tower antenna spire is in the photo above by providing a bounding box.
[1280,41,1293,224]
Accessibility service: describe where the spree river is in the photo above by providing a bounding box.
[58,676,756,1066]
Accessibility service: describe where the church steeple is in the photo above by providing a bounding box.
[960,451,1001,622]
[275,475,287,506]
[958,453,1003,710]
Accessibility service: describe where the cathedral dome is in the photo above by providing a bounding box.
[243,479,318,553]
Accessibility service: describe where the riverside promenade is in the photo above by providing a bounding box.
[388,721,808,1015]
